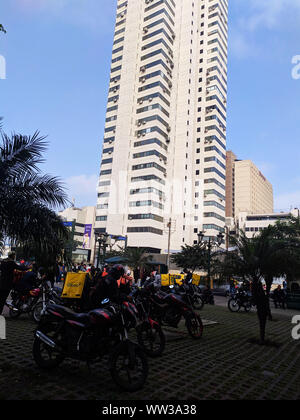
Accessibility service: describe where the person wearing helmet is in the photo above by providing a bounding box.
[90,264,126,307]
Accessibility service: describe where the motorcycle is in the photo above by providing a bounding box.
[173,283,204,310]
[130,285,166,357]
[31,284,64,323]
[228,290,253,313]
[201,288,215,305]
[147,284,203,339]
[7,280,62,323]
[33,300,148,392]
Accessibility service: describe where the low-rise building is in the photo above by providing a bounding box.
[58,206,96,263]
[226,208,300,239]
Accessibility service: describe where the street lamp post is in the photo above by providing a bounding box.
[96,233,109,269]
[197,230,224,289]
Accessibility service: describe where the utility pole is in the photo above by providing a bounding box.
[167,218,172,270]
[225,226,229,251]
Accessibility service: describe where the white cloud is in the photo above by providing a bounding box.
[64,174,98,208]
[244,0,300,31]
[230,0,300,58]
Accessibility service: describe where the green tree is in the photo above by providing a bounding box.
[274,216,300,285]
[124,247,153,272]
[222,228,300,344]
[171,244,209,274]
[0,24,6,34]
[0,120,69,267]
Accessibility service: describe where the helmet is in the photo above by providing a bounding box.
[111,264,125,280]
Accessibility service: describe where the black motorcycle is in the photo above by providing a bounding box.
[33,300,148,392]
[173,283,204,310]
[201,288,215,305]
[147,285,203,339]
[228,290,252,313]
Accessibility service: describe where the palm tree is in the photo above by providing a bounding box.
[123,248,153,278]
[222,228,300,344]
[0,122,70,264]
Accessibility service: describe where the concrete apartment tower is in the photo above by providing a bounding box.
[95,0,228,253]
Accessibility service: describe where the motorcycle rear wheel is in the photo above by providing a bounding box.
[244,302,252,312]
[33,322,65,369]
[110,341,148,392]
[137,322,165,357]
[8,304,21,318]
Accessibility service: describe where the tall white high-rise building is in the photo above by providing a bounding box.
[96,0,228,253]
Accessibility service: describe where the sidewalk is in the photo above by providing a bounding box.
[214,296,300,318]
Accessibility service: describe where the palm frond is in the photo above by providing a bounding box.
[0,131,48,179]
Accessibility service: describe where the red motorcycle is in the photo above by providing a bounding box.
[7,287,43,320]
[147,284,204,339]
[6,280,62,322]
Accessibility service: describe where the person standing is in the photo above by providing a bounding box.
[183,269,193,285]
[0,252,29,315]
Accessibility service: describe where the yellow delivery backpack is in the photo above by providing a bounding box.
[61,272,86,299]
[192,274,201,286]
[161,274,185,286]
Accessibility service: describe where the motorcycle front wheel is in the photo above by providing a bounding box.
[185,312,203,339]
[192,294,204,310]
[137,321,165,357]
[228,298,240,313]
[110,341,148,392]
[31,301,44,323]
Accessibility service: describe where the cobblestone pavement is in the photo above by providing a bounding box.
[0,304,299,400]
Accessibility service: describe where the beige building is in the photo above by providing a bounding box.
[96,0,229,253]
[234,160,273,216]
[225,150,237,218]
[58,206,96,262]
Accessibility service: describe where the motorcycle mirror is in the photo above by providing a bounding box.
[101,298,109,305]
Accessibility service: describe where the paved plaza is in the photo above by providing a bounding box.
[0,303,299,400]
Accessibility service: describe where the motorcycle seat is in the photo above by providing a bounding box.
[47,304,89,322]
[154,291,170,302]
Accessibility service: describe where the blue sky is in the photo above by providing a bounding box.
[0,0,300,212]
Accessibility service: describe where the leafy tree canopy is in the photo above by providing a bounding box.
[171,244,209,273]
